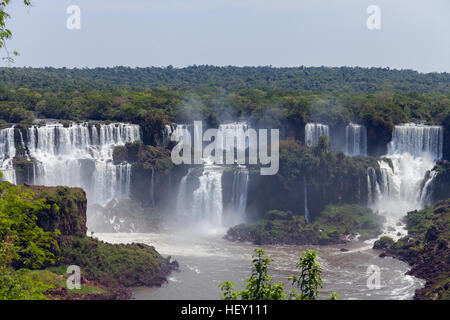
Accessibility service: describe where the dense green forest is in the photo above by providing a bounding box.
[0,67,449,155]
[2,66,450,93]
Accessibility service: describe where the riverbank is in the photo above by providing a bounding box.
[27,185,178,300]
[374,199,449,300]
[97,231,423,300]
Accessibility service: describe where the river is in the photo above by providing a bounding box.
[97,230,424,300]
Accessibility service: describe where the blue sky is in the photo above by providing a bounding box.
[5,0,450,72]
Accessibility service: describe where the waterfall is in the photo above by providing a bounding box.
[27,122,140,205]
[388,123,443,160]
[366,167,381,206]
[150,166,155,207]
[0,127,17,183]
[345,123,367,156]
[176,169,191,216]
[231,168,249,220]
[162,124,174,147]
[303,175,310,223]
[305,123,329,147]
[192,168,224,228]
[174,122,249,230]
[369,124,443,238]
[418,170,437,206]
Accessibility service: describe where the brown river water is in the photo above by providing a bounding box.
[97,229,424,300]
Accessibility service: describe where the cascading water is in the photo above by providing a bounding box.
[418,170,438,206]
[345,123,367,156]
[303,175,310,223]
[27,122,141,205]
[192,164,224,229]
[388,123,443,160]
[150,166,155,207]
[368,123,443,239]
[174,122,250,231]
[0,127,17,183]
[230,168,249,220]
[162,124,174,147]
[305,123,329,147]
[366,167,381,206]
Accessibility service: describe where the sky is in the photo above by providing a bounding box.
[5,0,450,73]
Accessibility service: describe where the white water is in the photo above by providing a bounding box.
[1,122,141,205]
[174,122,250,231]
[305,123,329,147]
[192,163,224,231]
[26,122,140,205]
[388,123,443,160]
[345,123,367,156]
[98,232,424,300]
[368,124,443,240]
[0,127,17,183]
[150,166,155,207]
[229,167,249,225]
[303,175,310,223]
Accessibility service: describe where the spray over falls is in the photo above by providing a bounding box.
[174,122,250,232]
[367,123,443,238]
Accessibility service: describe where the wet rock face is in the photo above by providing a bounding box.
[443,117,450,161]
[432,160,450,202]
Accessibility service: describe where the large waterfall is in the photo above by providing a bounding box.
[345,123,367,156]
[305,123,329,147]
[388,123,443,160]
[28,122,140,205]
[174,122,250,231]
[368,123,443,238]
[192,164,224,229]
[0,122,140,205]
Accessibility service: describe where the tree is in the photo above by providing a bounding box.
[0,177,60,269]
[0,174,60,300]
[288,250,323,300]
[0,0,31,64]
[220,248,338,300]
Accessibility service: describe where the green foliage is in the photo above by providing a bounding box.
[113,141,173,173]
[59,236,172,287]
[0,67,447,148]
[373,236,395,250]
[387,200,449,300]
[0,266,52,300]
[0,180,58,300]
[220,248,334,300]
[31,185,86,236]
[289,250,323,300]
[313,204,383,240]
[226,205,383,245]
[0,179,60,269]
[0,1,31,63]
[273,139,380,218]
[1,66,450,94]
